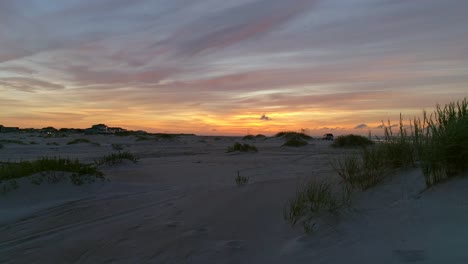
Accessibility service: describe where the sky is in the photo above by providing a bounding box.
[1,0,467,135]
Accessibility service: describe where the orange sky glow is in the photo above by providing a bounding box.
[1,1,467,135]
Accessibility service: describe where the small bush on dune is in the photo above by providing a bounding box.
[332,134,373,148]
[243,134,266,140]
[282,137,308,147]
[275,131,312,140]
[226,142,258,153]
[135,135,151,141]
[154,133,178,140]
[242,135,255,140]
[46,142,60,146]
[0,139,27,145]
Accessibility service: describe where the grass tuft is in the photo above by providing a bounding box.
[95,151,139,166]
[111,143,124,151]
[284,180,348,233]
[234,171,249,186]
[332,134,374,148]
[226,143,258,153]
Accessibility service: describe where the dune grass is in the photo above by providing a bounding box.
[95,151,139,166]
[0,157,105,193]
[0,157,103,181]
[332,134,374,148]
[331,98,468,189]
[46,142,60,146]
[226,142,258,153]
[416,98,468,186]
[67,138,99,146]
[284,180,349,233]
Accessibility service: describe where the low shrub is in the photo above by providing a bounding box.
[226,143,258,153]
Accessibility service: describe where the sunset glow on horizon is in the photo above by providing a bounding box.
[1,0,467,135]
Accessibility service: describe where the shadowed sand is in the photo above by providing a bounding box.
[1,134,468,263]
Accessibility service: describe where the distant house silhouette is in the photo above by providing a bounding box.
[0,125,19,133]
[85,124,126,134]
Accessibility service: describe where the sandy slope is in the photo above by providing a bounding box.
[1,134,467,263]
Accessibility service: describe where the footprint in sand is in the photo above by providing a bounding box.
[224,240,245,250]
[393,249,427,262]
[165,221,182,228]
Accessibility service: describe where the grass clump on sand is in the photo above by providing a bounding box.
[67,138,100,146]
[332,134,374,148]
[46,142,60,146]
[282,137,308,147]
[0,157,104,192]
[95,151,139,166]
[235,171,249,187]
[0,139,27,145]
[284,180,349,233]
[332,147,390,190]
[226,142,258,153]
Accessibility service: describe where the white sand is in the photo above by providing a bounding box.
[1,133,467,263]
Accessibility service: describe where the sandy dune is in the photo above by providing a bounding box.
[1,134,467,263]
